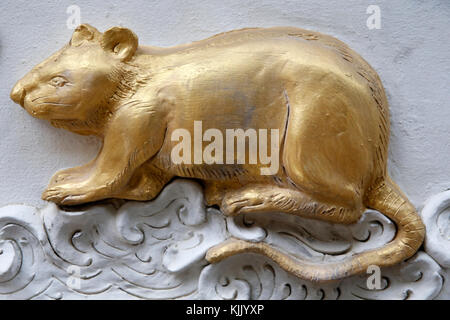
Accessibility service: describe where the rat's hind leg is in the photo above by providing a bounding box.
[221,184,363,224]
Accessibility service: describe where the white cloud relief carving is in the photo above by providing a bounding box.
[0,179,447,300]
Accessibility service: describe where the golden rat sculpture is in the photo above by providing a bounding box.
[10,24,425,281]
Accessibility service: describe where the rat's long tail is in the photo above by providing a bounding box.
[206,177,425,281]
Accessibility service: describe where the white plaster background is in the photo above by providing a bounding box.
[0,0,449,209]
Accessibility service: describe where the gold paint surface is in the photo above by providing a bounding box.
[10,25,425,281]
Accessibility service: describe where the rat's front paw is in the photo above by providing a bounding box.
[42,183,106,205]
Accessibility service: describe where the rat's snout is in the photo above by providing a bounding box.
[10,81,26,107]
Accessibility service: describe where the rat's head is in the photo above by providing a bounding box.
[10,24,138,121]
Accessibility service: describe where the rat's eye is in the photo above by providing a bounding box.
[50,76,68,87]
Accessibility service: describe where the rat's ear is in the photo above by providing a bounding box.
[70,24,100,47]
[101,26,138,61]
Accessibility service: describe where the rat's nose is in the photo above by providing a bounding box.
[10,83,25,106]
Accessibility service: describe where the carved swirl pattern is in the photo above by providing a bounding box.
[0,180,447,299]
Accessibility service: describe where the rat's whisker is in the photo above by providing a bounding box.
[32,95,52,102]
[36,102,73,107]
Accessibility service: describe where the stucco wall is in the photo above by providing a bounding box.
[0,0,449,208]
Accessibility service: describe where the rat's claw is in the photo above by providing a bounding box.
[42,186,69,204]
[60,195,88,205]
[42,183,106,205]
